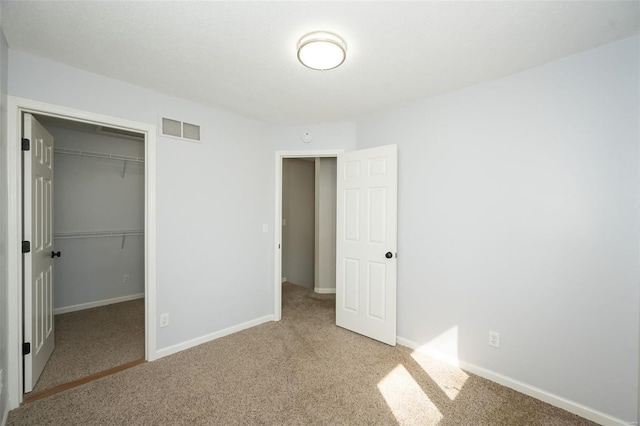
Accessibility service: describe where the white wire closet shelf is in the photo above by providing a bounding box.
[54,147,145,163]
[54,229,144,249]
[55,147,144,177]
[54,230,144,240]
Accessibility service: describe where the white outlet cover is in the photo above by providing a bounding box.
[160,313,169,328]
[489,331,500,348]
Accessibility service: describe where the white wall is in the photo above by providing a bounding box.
[282,158,315,288]
[356,35,640,422]
[269,123,356,153]
[8,50,274,350]
[314,157,336,292]
[45,125,144,310]
[0,7,9,423]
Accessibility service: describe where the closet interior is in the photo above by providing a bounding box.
[30,115,145,394]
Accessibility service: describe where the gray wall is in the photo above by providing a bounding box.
[282,158,315,288]
[0,8,9,421]
[356,36,639,422]
[314,157,336,292]
[45,125,145,310]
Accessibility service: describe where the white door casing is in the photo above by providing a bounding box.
[23,113,55,392]
[336,144,398,346]
[7,96,157,408]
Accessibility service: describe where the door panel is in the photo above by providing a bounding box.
[336,144,398,346]
[368,261,386,320]
[23,113,55,393]
[343,257,360,311]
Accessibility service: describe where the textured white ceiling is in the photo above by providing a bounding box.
[1,1,638,124]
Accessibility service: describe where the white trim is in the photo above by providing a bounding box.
[314,287,336,294]
[155,315,274,359]
[397,336,632,426]
[6,96,158,409]
[1,401,9,426]
[53,293,144,315]
[274,149,343,321]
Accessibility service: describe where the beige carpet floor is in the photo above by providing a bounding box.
[9,284,595,425]
[32,298,145,393]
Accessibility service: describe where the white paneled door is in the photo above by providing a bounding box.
[23,113,55,393]
[336,145,398,346]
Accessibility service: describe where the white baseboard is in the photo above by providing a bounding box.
[314,287,336,294]
[54,293,144,315]
[1,400,9,426]
[281,277,287,283]
[155,314,275,360]
[396,337,632,426]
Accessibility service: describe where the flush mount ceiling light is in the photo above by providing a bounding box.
[297,31,347,71]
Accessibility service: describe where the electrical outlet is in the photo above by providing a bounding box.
[489,331,500,348]
[160,313,169,328]
[123,274,130,284]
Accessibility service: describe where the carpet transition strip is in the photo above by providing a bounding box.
[23,359,145,404]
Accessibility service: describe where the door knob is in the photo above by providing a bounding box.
[51,251,61,258]
[385,252,393,259]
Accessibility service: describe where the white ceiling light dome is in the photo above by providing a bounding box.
[297,31,347,71]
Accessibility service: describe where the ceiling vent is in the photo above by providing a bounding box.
[161,117,201,142]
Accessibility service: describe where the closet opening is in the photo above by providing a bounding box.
[22,114,146,400]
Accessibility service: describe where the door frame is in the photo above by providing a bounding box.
[273,149,343,321]
[6,96,158,408]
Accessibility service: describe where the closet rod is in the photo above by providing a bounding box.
[54,230,144,240]
[54,147,145,163]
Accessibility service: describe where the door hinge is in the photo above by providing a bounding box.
[21,138,30,151]
[22,241,31,253]
[23,342,31,355]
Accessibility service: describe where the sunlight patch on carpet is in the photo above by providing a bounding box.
[406,326,470,400]
[410,349,469,400]
[377,364,443,424]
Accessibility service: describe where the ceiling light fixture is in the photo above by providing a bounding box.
[297,31,347,71]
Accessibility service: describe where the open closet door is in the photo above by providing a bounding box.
[336,144,398,346]
[23,113,55,393]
